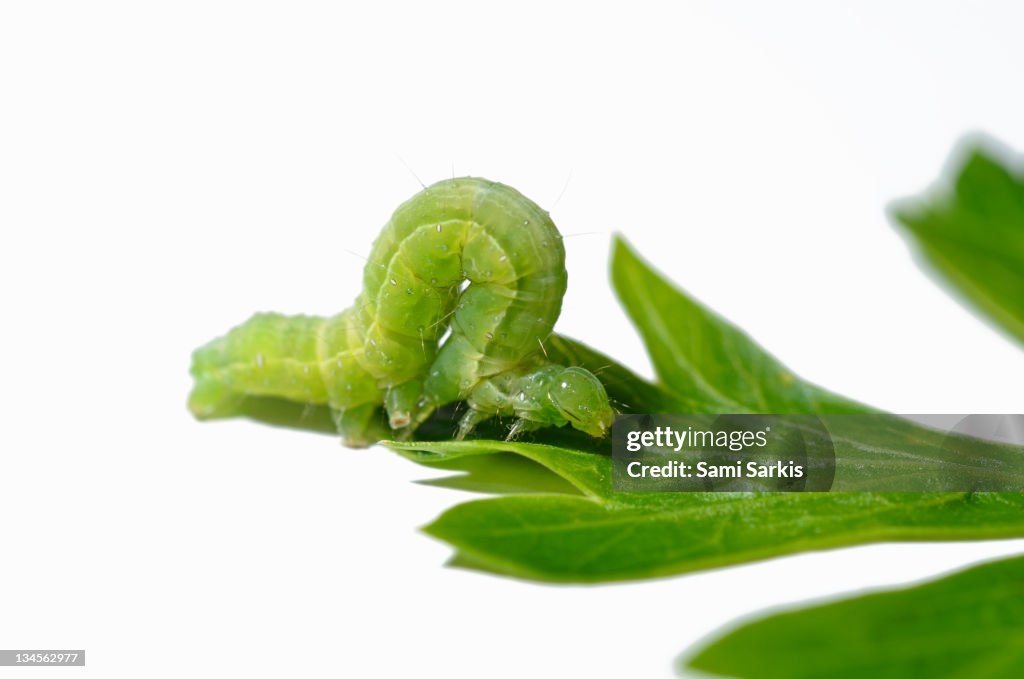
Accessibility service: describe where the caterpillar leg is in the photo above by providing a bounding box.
[332,403,386,448]
[384,379,423,429]
[506,418,542,441]
[455,407,492,441]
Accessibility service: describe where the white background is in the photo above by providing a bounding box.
[3,1,1024,677]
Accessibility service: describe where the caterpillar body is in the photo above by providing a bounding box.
[189,177,614,447]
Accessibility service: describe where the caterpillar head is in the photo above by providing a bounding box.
[548,367,615,437]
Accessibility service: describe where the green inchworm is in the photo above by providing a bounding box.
[188,177,614,447]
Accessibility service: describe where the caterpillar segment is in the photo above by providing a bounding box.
[189,177,614,447]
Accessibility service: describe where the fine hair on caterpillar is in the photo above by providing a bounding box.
[188,177,615,448]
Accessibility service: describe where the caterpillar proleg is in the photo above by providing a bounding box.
[189,177,614,447]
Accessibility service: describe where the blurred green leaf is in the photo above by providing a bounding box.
[683,554,1024,678]
[891,138,1024,345]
